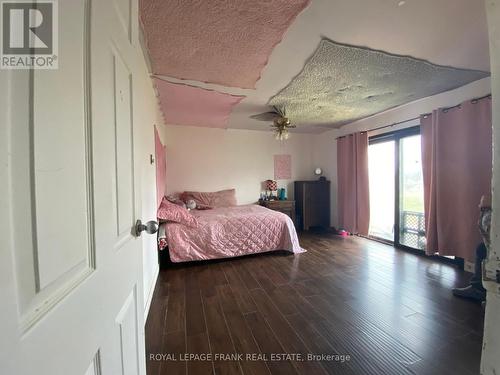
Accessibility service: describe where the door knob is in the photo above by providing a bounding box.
[134,220,159,237]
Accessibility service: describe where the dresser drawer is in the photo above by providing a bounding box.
[260,200,296,226]
[264,201,294,210]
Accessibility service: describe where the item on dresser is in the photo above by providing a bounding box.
[295,180,330,230]
[278,188,287,200]
[265,179,278,200]
[314,168,327,181]
[260,199,296,226]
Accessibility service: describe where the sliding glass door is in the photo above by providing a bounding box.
[398,135,425,250]
[368,139,395,241]
[368,127,425,251]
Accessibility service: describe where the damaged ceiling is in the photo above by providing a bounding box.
[154,79,244,128]
[140,0,491,133]
[269,39,489,129]
[140,0,311,89]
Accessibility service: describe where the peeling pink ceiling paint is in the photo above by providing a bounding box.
[154,79,244,128]
[140,0,311,89]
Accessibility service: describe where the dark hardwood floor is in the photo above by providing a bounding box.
[145,232,484,375]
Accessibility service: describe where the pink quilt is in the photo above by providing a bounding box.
[165,205,304,262]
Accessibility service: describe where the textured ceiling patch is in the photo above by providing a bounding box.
[269,39,490,128]
[154,79,244,128]
[140,0,311,89]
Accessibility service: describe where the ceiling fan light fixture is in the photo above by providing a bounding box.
[274,117,290,127]
[252,105,293,141]
[275,127,289,141]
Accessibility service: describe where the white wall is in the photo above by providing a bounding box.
[312,132,338,226]
[164,125,317,204]
[133,63,166,320]
[313,77,492,227]
[131,12,167,320]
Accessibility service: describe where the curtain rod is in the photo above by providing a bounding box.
[335,93,492,140]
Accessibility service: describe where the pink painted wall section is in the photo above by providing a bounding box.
[154,79,244,128]
[154,126,166,208]
[274,154,292,180]
[140,0,311,88]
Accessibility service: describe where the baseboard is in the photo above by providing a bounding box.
[143,264,160,324]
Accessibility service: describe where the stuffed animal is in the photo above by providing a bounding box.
[186,199,197,210]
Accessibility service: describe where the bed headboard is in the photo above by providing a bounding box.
[155,126,166,208]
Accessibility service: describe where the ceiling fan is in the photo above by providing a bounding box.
[251,106,296,141]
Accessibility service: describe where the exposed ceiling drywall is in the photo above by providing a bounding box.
[141,0,490,133]
[154,79,244,128]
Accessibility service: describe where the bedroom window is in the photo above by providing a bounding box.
[368,126,426,251]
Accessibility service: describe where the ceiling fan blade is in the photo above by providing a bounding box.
[272,106,285,117]
[250,112,279,121]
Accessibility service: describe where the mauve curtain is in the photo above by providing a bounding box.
[337,132,370,235]
[421,98,492,261]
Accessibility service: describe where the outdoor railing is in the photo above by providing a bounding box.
[400,211,426,250]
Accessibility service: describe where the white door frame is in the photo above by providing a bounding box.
[482,1,500,374]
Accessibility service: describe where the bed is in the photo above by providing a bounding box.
[159,204,304,263]
[153,130,303,262]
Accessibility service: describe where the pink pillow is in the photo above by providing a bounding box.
[196,203,213,210]
[181,189,237,208]
[165,194,186,208]
[157,197,198,227]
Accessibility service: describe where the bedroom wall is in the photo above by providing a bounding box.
[133,34,168,320]
[313,77,492,228]
[135,76,166,321]
[163,125,317,204]
[161,78,490,231]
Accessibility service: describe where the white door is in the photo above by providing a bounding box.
[0,1,150,374]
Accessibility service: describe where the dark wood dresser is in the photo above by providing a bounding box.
[260,200,296,226]
[294,180,330,230]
